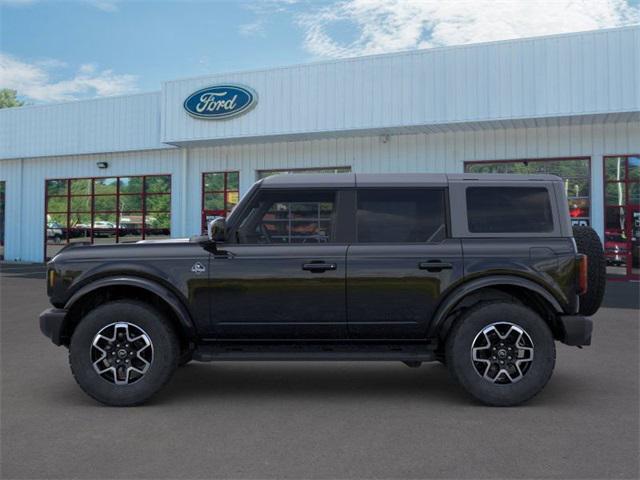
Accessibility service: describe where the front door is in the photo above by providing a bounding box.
[207,188,348,339]
[604,156,639,280]
[347,188,464,338]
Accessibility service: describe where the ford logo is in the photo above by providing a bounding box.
[183,84,257,120]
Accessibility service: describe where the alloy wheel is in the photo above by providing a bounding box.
[471,322,534,384]
[90,322,154,385]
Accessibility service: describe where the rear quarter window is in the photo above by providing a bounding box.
[466,186,554,233]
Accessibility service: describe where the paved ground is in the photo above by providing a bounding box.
[1,263,638,479]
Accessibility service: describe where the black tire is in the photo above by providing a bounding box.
[572,225,606,316]
[446,301,555,406]
[69,300,179,406]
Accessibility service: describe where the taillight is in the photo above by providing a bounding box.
[577,254,588,295]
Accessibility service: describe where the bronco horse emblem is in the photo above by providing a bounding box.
[191,262,206,274]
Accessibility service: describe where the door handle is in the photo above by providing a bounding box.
[418,261,453,272]
[302,262,337,273]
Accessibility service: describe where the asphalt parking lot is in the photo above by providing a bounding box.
[1,263,638,479]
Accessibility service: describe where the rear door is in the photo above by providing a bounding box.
[346,188,463,339]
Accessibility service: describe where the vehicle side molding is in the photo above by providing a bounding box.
[428,275,565,338]
[64,276,196,339]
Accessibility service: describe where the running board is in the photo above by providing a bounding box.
[192,342,437,362]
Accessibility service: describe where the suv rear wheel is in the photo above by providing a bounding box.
[446,301,555,406]
[69,300,179,406]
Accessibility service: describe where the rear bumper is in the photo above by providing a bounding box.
[39,308,68,346]
[558,315,593,346]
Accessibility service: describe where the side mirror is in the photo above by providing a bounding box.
[207,217,226,242]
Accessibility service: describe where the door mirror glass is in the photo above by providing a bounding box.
[207,217,226,242]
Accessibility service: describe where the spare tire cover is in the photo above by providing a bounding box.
[572,225,606,316]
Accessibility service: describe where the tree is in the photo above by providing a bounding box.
[0,89,24,109]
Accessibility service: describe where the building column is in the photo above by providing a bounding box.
[591,155,604,241]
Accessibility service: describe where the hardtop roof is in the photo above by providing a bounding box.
[259,172,562,188]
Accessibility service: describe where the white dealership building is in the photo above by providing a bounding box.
[0,26,638,279]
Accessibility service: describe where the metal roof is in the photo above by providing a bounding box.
[259,172,561,188]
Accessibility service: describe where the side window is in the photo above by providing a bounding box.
[356,189,446,243]
[237,190,337,244]
[466,187,553,233]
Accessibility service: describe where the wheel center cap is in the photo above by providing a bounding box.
[117,349,128,359]
[497,349,508,359]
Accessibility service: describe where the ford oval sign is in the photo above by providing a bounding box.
[183,84,257,120]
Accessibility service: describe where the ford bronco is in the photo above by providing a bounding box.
[40,173,605,406]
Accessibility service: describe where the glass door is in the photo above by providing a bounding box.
[604,156,639,280]
[0,181,5,260]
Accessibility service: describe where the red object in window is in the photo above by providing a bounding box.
[570,206,585,218]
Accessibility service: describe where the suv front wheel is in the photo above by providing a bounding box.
[445,302,556,406]
[69,300,180,406]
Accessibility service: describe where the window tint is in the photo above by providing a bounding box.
[238,190,336,244]
[356,189,446,243]
[465,158,590,226]
[466,187,553,233]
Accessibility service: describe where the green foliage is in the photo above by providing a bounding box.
[0,89,24,109]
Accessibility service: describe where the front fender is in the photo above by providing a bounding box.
[65,276,196,339]
[427,275,565,338]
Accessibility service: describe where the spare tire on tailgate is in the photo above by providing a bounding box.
[572,225,606,316]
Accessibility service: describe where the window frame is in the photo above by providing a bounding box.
[448,181,562,238]
[228,188,350,245]
[353,187,449,244]
[44,174,171,259]
[201,171,240,232]
[464,157,591,226]
[602,154,640,280]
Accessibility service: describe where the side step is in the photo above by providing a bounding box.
[192,341,437,362]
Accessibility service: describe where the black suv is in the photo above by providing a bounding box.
[40,173,605,406]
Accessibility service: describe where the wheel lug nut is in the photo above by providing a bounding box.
[112,352,115,355]
[116,359,120,363]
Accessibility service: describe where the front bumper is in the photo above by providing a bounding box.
[558,315,593,346]
[39,308,68,346]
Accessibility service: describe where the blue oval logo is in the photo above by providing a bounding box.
[183,84,257,120]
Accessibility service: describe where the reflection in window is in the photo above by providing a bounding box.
[201,171,240,232]
[257,167,351,179]
[357,189,446,243]
[603,155,639,278]
[0,181,4,259]
[238,191,336,244]
[45,175,171,259]
[465,158,591,226]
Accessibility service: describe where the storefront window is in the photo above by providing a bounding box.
[464,158,591,226]
[603,156,639,279]
[257,167,351,179]
[201,171,239,231]
[0,181,5,260]
[45,175,171,259]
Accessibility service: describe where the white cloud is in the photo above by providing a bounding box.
[0,53,138,102]
[298,0,640,58]
[239,19,266,36]
[85,0,119,12]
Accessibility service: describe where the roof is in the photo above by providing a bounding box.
[259,172,562,188]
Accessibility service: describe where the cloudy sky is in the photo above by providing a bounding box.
[1,0,639,103]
